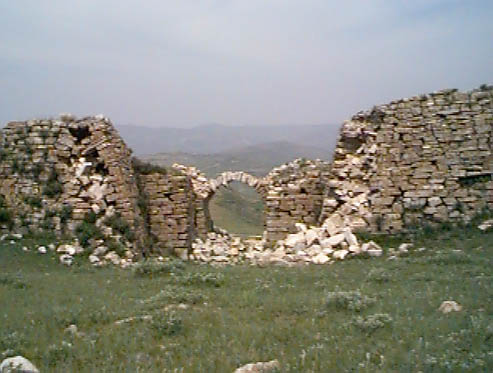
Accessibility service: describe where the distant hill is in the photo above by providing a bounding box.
[142,140,331,178]
[115,123,341,156]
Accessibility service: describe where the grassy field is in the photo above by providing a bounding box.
[1,223,492,372]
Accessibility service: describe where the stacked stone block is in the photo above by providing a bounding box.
[139,170,200,253]
[0,114,144,251]
[324,86,493,232]
[263,159,328,243]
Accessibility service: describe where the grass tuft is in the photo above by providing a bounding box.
[351,313,393,334]
[133,259,185,277]
[326,290,376,312]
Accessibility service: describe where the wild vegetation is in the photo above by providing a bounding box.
[1,219,492,371]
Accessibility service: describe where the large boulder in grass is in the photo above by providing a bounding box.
[0,356,39,372]
[234,359,280,373]
[478,219,493,231]
[438,300,462,314]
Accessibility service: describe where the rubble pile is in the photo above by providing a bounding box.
[189,221,383,266]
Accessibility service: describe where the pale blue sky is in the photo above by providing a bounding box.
[1,1,492,127]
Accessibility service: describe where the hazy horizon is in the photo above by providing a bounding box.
[1,1,492,127]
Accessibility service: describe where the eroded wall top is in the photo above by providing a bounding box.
[323,86,493,232]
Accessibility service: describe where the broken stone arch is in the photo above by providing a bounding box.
[206,171,266,199]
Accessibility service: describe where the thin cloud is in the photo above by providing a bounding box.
[0,1,491,127]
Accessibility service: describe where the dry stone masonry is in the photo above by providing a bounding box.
[0,85,491,264]
[323,86,493,232]
[0,115,145,252]
[173,159,329,246]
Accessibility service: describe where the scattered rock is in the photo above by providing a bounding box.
[37,246,47,254]
[0,356,39,373]
[367,249,383,257]
[93,246,108,256]
[234,359,280,373]
[59,254,74,266]
[326,233,346,247]
[104,251,121,265]
[398,243,413,254]
[65,324,78,335]
[438,301,462,314]
[284,232,305,248]
[114,315,153,325]
[343,228,358,246]
[57,244,83,256]
[312,253,330,265]
[89,255,100,265]
[333,249,349,260]
[478,219,493,231]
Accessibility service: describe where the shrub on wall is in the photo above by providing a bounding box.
[132,157,167,175]
[43,168,63,198]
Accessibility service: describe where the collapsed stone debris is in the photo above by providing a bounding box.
[189,223,383,266]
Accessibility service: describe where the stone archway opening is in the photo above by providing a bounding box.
[207,181,265,237]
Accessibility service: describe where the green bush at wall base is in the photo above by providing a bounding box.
[75,221,103,247]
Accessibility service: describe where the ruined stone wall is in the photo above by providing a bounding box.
[1,85,490,257]
[323,86,493,232]
[263,159,329,243]
[173,159,329,246]
[0,115,144,251]
[139,171,196,254]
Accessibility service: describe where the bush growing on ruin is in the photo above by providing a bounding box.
[43,168,63,198]
[83,211,97,225]
[11,158,26,174]
[75,221,103,247]
[132,157,167,175]
[0,148,7,162]
[31,162,43,181]
[0,207,13,230]
[58,205,73,225]
[104,213,135,242]
[24,195,42,208]
[107,238,126,257]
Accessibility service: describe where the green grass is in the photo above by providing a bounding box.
[0,225,492,372]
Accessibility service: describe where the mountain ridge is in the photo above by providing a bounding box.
[142,140,333,178]
[115,122,341,156]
